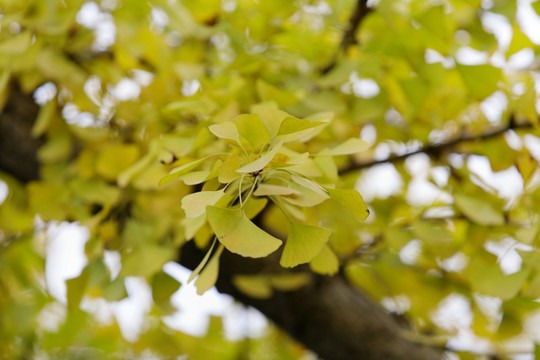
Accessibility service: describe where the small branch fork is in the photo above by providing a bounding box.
[339,118,534,175]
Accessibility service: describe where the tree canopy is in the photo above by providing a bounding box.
[2,0,540,359]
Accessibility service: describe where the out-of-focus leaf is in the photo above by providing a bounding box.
[280,223,331,268]
[309,244,339,275]
[454,194,504,226]
[317,138,370,156]
[327,188,369,220]
[195,244,224,295]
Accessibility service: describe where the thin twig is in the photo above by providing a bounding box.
[321,0,372,74]
[339,118,533,175]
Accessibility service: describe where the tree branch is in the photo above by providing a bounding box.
[321,0,372,74]
[1,80,444,360]
[339,119,533,175]
[0,82,42,182]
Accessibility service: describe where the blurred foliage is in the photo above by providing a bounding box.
[2,0,540,358]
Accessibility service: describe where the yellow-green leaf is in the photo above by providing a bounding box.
[206,206,282,258]
[318,138,369,156]
[181,189,225,218]
[233,114,270,149]
[195,244,224,295]
[233,275,273,299]
[309,244,339,275]
[454,194,504,226]
[236,141,283,173]
[327,188,369,220]
[280,223,331,268]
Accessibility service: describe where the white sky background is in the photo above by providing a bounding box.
[3,0,540,358]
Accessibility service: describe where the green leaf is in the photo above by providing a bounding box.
[318,138,369,156]
[281,181,328,207]
[254,183,300,196]
[243,197,268,219]
[309,244,339,275]
[456,64,502,99]
[236,141,283,173]
[206,206,282,258]
[96,144,140,181]
[188,240,217,283]
[181,189,225,218]
[280,223,331,268]
[233,114,270,149]
[177,170,212,185]
[466,254,529,300]
[233,275,273,299]
[454,194,504,226]
[251,102,291,137]
[102,277,128,302]
[269,273,311,291]
[152,271,181,304]
[120,244,174,277]
[195,244,224,295]
[256,79,299,107]
[327,188,369,220]
[0,31,32,54]
[218,154,243,183]
[32,100,56,137]
[276,117,327,143]
[290,175,329,199]
[160,155,216,185]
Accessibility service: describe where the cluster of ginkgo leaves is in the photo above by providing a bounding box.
[160,103,369,294]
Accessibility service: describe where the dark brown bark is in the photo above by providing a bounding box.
[0,83,42,182]
[1,83,443,360]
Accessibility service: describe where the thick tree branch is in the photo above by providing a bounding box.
[1,81,443,360]
[322,0,372,74]
[0,83,42,182]
[339,119,533,175]
[180,242,442,360]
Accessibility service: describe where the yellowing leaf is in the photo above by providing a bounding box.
[280,223,331,268]
[243,197,268,219]
[160,155,216,185]
[281,182,328,207]
[233,114,270,149]
[454,194,504,226]
[209,121,240,145]
[269,273,311,291]
[254,183,299,196]
[327,188,369,220]
[251,102,290,137]
[236,141,283,173]
[318,138,369,156]
[195,244,224,295]
[181,189,225,218]
[233,275,273,299]
[218,154,242,183]
[96,144,140,181]
[0,31,32,54]
[120,244,174,278]
[290,175,329,199]
[206,206,282,258]
[276,117,327,143]
[177,170,212,185]
[309,244,339,275]
[256,79,299,107]
[457,64,502,99]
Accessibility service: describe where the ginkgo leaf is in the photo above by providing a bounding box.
[160,155,214,185]
[195,244,224,295]
[188,239,217,283]
[209,121,241,145]
[280,223,331,268]
[327,188,369,220]
[250,102,290,137]
[254,183,300,196]
[233,275,273,299]
[454,194,504,226]
[243,197,268,219]
[233,114,270,149]
[236,141,283,173]
[276,117,327,143]
[281,182,328,207]
[177,170,211,185]
[181,189,225,218]
[206,206,282,258]
[317,138,370,156]
[218,154,243,183]
[182,214,206,240]
[290,175,329,199]
[309,244,339,275]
